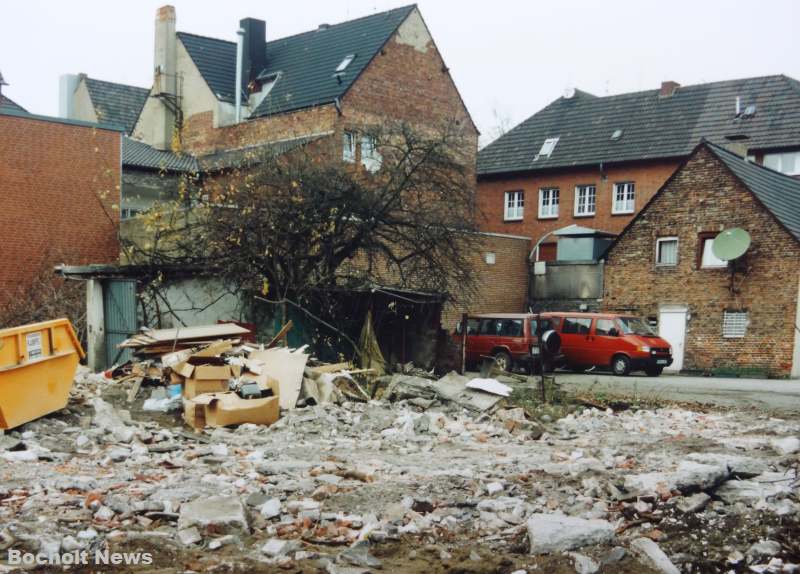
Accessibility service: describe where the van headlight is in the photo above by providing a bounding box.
[639,345,651,353]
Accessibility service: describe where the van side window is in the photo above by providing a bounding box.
[466,319,479,335]
[502,319,523,337]
[563,317,592,334]
[478,319,497,335]
[595,319,616,336]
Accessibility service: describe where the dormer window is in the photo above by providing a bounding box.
[336,54,355,73]
[535,137,559,160]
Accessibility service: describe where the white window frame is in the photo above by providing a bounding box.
[536,137,559,159]
[722,310,749,338]
[612,182,635,215]
[700,236,727,268]
[343,131,356,163]
[538,188,559,219]
[655,236,679,267]
[574,185,596,217]
[360,135,381,172]
[336,54,356,73]
[504,190,524,221]
[763,151,800,176]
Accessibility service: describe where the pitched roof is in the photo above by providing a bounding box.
[706,141,800,243]
[478,75,800,176]
[122,136,198,172]
[84,77,149,133]
[0,94,26,113]
[177,5,416,118]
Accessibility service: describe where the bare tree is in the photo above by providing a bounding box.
[124,121,480,339]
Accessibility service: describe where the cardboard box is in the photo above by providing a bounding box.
[182,364,233,399]
[183,392,280,430]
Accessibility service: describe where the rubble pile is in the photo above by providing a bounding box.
[0,329,797,571]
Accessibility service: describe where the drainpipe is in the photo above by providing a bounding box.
[235,27,245,123]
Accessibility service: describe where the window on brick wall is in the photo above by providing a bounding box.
[360,135,381,172]
[343,131,356,162]
[612,182,635,214]
[574,185,596,216]
[538,188,559,219]
[699,233,727,268]
[764,151,800,176]
[656,237,678,266]
[722,310,748,338]
[504,190,524,221]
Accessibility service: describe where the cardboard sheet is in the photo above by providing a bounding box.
[183,392,279,430]
[248,347,309,410]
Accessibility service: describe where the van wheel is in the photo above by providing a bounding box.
[646,366,663,377]
[493,351,512,372]
[611,355,631,376]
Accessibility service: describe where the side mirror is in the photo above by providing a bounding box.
[608,328,619,337]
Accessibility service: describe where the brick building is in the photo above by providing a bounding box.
[477,76,800,260]
[603,141,800,378]
[0,109,122,304]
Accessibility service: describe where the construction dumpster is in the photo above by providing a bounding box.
[0,318,84,429]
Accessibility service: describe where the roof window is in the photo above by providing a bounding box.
[336,54,356,73]
[611,129,623,141]
[535,137,559,160]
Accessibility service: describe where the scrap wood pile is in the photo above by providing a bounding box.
[112,322,383,431]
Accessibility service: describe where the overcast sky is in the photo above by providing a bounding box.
[2,0,798,146]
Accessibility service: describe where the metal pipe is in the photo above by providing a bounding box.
[235,28,245,122]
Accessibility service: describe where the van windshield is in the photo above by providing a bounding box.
[617,317,657,337]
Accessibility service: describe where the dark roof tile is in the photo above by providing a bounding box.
[0,94,26,113]
[478,75,800,176]
[122,137,198,172]
[85,77,149,134]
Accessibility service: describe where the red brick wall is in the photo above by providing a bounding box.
[603,146,800,376]
[0,114,120,301]
[476,159,680,249]
[441,233,531,329]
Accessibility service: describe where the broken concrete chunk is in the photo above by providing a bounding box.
[569,551,600,574]
[208,535,238,550]
[630,537,680,574]
[770,436,800,455]
[339,540,382,568]
[673,461,729,491]
[262,538,301,558]
[526,514,615,554]
[90,398,135,443]
[177,527,202,546]
[676,492,711,514]
[178,496,249,535]
[260,498,282,519]
[747,539,782,559]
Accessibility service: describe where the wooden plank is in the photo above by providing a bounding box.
[127,377,144,403]
[266,320,294,349]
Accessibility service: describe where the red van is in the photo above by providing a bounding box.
[542,312,673,376]
[454,313,559,373]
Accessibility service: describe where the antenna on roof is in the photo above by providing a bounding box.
[0,70,7,97]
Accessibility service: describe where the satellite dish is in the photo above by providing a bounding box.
[712,228,751,261]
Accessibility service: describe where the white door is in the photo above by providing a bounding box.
[659,307,687,372]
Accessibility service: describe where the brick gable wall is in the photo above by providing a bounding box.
[0,115,121,302]
[603,146,800,376]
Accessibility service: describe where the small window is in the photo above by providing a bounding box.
[360,135,381,172]
[610,129,623,141]
[501,319,523,337]
[485,252,496,265]
[612,182,635,214]
[656,237,678,266]
[595,318,616,336]
[538,188,559,219]
[574,185,596,216]
[562,317,592,335]
[536,137,559,159]
[763,151,800,176]
[504,190,524,221]
[343,131,356,162]
[700,236,727,268]
[336,54,355,73]
[722,311,748,338]
[456,318,480,335]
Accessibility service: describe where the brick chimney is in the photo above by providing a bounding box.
[152,5,177,149]
[240,18,267,93]
[659,80,680,98]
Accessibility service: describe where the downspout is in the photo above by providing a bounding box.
[235,28,245,123]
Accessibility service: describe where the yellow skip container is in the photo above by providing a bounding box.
[0,318,84,429]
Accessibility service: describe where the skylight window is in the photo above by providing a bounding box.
[611,129,623,141]
[535,137,559,160]
[336,54,356,73]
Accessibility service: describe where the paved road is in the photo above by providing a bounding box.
[553,371,800,413]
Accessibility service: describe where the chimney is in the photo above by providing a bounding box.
[153,5,177,149]
[659,80,680,98]
[240,18,266,93]
[59,74,81,119]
